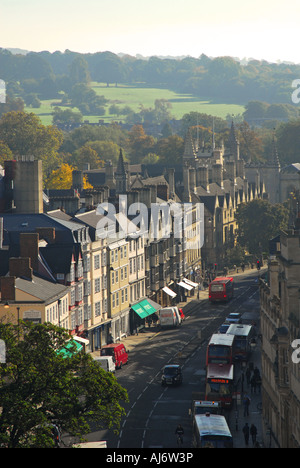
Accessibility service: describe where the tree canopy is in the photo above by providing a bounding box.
[236,199,289,255]
[0,322,128,448]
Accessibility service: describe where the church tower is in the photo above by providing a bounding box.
[115,149,129,194]
[228,120,240,162]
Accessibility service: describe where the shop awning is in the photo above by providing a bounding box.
[163,286,177,298]
[183,278,198,288]
[73,335,89,346]
[57,339,83,359]
[178,281,193,290]
[132,299,161,319]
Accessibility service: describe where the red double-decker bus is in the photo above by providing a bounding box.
[205,364,234,408]
[205,363,235,408]
[209,277,234,303]
[206,333,235,366]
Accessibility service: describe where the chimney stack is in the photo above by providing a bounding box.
[9,257,33,281]
[0,276,16,301]
[19,232,39,272]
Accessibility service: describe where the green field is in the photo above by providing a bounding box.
[25,83,245,126]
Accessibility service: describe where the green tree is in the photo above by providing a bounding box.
[276,119,300,165]
[68,56,91,86]
[52,107,83,125]
[236,199,289,255]
[0,111,63,178]
[0,322,128,448]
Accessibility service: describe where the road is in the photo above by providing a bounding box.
[86,271,261,449]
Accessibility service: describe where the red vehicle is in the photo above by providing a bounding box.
[100,343,128,369]
[209,277,234,303]
[205,363,235,408]
[206,333,235,366]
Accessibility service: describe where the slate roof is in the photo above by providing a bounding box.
[1,213,88,246]
[281,163,300,174]
[15,275,68,305]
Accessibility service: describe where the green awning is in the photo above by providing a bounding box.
[132,299,160,319]
[57,339,83,359]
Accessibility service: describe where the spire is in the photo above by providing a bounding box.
[116,148,126,175]
[228,120,240,161]
[271,131,281,168]
[183,128,196,161]
[115,149,129,194]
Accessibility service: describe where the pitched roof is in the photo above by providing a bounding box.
[15,275,68,304]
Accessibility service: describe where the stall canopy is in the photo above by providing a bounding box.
[183,278,198,288]
[132,299,161,319]
[178,281,193,290]
[163,286,177,298]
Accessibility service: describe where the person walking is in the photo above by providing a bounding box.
[250,424,258,446]
[243,423,250,447]
[243,394,251,417]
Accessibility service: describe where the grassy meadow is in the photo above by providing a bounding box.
[25,82,245,126]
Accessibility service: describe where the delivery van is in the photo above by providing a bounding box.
[100,343,129,369]
[93,356,116,373]
[159,307,181,328]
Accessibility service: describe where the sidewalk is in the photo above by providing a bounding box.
[228,341,263,448]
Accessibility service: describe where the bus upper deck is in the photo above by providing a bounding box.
[193,413,233,448]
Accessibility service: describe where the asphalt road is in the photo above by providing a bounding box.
[85,271,261,449]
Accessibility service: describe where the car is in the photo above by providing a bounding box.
[225,313,242,324]
[161,364,183,386]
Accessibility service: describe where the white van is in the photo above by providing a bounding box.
[93,356,116,373]
[160,307,181,328]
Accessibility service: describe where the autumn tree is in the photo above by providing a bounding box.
[155,135,184,165]
[0,322,128,448]
[45,163,93,190]
[126,125,155,163]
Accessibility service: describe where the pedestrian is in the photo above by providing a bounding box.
[250,424,258,446]
[250,375,257,394]
[243,423,250,446]
[243,394,251,416]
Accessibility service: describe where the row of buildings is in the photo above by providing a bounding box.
[259,189,300,448]
[0,123,279,351]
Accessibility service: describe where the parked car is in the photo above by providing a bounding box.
[160,307,181,328]
[161,364,183,386]
[93,356,116,373]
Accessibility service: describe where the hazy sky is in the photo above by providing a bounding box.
[1,0,300,62]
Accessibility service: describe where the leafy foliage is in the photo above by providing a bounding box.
[236,199,289,255]
[0,322,128,448]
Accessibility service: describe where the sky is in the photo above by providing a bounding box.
[1,0,300,63]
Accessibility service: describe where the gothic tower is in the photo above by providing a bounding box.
[115,149,129,195]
